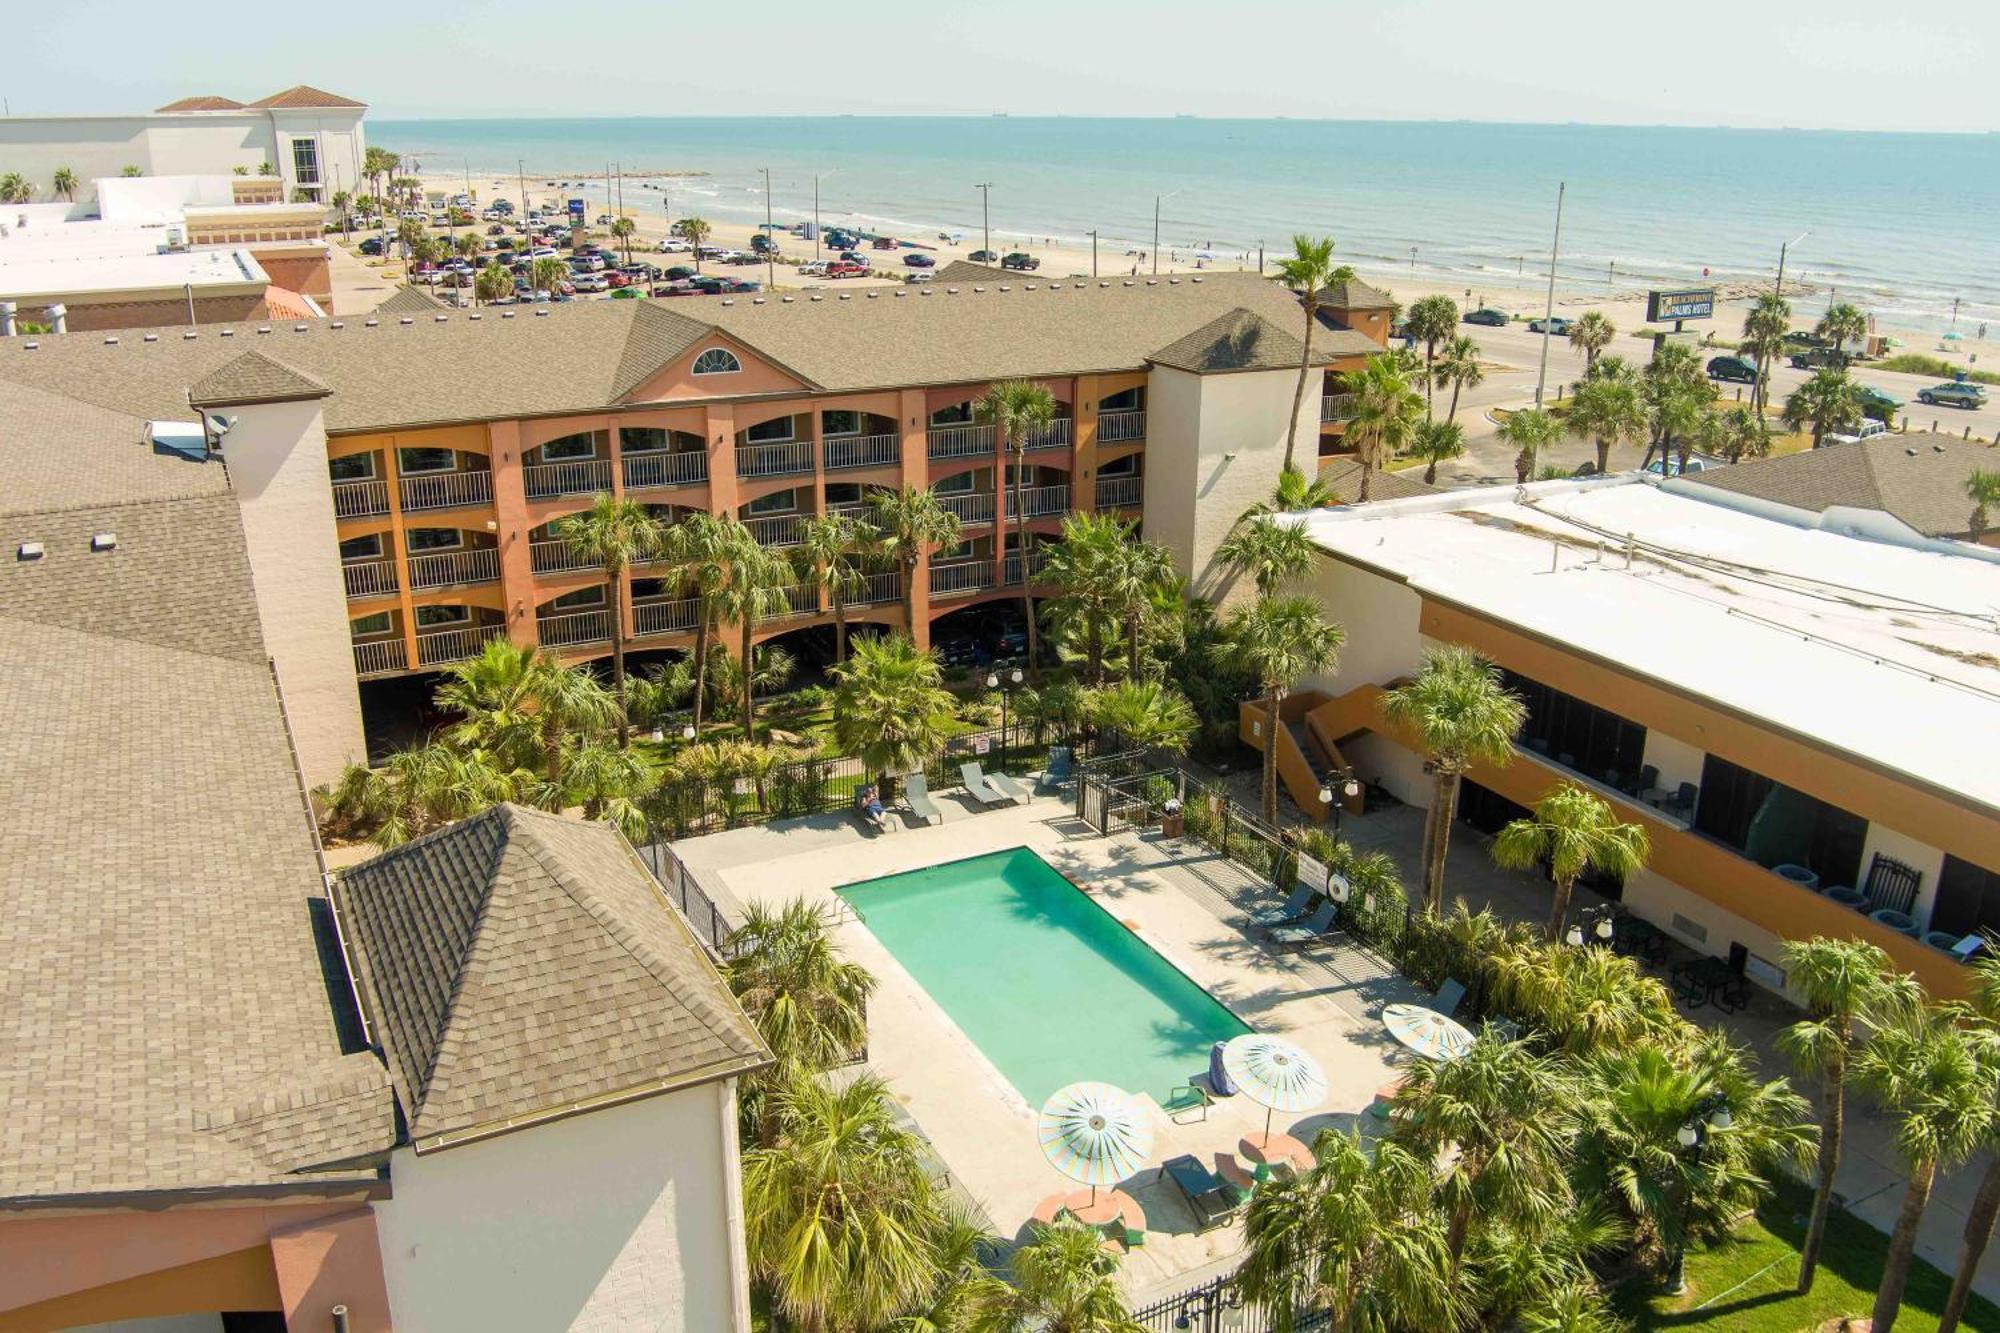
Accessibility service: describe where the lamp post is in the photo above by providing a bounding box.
[1667,1094,1732,1295]
[1151,189,1183,276]
[760,166,774,290]
[1774,231,1810,303]
[986,666,1024,773]
[1564,903,1618,949]
[1316,766,1362,838]
[975,182,992,260]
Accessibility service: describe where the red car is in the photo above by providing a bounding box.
[605,271,630,288]
[824,261,868,279]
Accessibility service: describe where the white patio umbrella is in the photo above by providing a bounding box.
[1222,1033,1328,1140]
[1037,1082,1154,1203]
[1383,1003,1475,1062]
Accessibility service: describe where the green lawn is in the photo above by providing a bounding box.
[1618,1179,2000,1331]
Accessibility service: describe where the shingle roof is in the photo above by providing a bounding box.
[156,94,246,112]
[335,806,768,1152]
[248,85,367,109]
[0,376,226,518]
[1316,279,1395,311]
[189,349,331,407]
[1148,307,1319,374]
[1681,434,2000,539]
[374,285,447,316]
[934,259,1014,284]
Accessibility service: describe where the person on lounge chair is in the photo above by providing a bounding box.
[856,785,889,830]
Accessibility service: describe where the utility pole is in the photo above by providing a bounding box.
[1257,242,1264,274]
[1152,195,1161,275]
[1532,181,1566,413]
[761,167,774,290]
[976,182,992,260]
[1089,229,1098,279]
[1774,231,1809,303]
[517,159,527,223]
[813,173,821,258]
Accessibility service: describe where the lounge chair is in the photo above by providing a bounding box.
[960,761,1023,807]
[903,773,944,826]
[1268,901,1338,950]
[1164,1082,1211,1123]
[1038,745,1074,792]
[1249,886,1314,930]
[985,766,1032,805]
[1429,978,1467,1018]
[1160,1154,1235,1231]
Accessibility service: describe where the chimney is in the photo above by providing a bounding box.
[46,303,68,334]
[0,301,14,337]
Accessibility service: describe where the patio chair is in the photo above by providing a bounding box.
[1268,901,1338,950]
[1667,782,1698,820]
[1038,745,1074,792]
[1248,886,1314,930]
[1669,961,1707,1010]
[1164,1082,1211,1123]
[902,772,944,826]
[1160,1154,1235,1231]
[1632,764,1661,800]
[1429,978,1467,1018]
[984,766,1032,805]
[959,762,1015,807]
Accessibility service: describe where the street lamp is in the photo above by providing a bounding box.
[1152,189,1184,276]
[1666,1094,1732,1295]
[682,723,697,743]
[1565,903,1617,948]
[975,182,993,260]
[1317,767,1362,836]
[760,166,775,291]
[986,667,1024,773]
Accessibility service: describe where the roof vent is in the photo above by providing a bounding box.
[399,317,414,326]
[919,289,933,296]
[753,297,766,305]
[363,319,377,328]
[1169,277,1180,285]
[1906,448,1917,456]
[183,331,198,339]
[722,298,736,305]
[468,312,481,321]
[1099,281,1109,288]
[91,532,117,552]
[16,541,44,561]
[1122,280,1134,287]
[1024,283,1036,291]
[330,321,344,330]
[865,292,878,299]
[837,293,850,301]
[781,296,795,303]
[143,333,158,343]
[433,314,448,322]
[501,311,516,319]
[893,290,906,298]
[809,295,823,302]
[534,309,549,317]
[1935,443,1947,453]
[1147,279,1158,286]
[294,323,308,331]
[1190,276,1202,283]
[103,336,119,345]
[21,342,36,350]
[220,328,235,336]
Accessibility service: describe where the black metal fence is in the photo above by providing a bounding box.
[633,838,738,957]
[1130,1270,1330,1332]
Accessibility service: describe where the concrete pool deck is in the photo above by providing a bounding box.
[681,792,1410,1294]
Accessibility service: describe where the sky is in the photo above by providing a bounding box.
[6,0,1996,133]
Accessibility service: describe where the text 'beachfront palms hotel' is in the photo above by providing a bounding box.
[0,264,1390,787]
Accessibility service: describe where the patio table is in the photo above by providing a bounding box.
[1241,1131,1314,1170]
[1063,1187,1140,1227]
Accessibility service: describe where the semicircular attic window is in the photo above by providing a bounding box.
[691,347,741,376]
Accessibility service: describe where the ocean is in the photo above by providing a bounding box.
[370,117,2000,332]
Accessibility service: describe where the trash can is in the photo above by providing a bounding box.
[1161,798,1184,839]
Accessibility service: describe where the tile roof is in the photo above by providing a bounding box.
[334,806,768,1152]
[1681,434,2000,538]
[155,95,246,112]
[189,349,331,407]
[1147,307,1320,374]
[247,85,367,109]
[261,284,322,322]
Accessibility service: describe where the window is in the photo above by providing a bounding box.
[398,447,455,474]
[350,611,393,637]
[339,534,384,561]
[1100,387,1143,411]
[539,433,596,461]
[551,586,605,610]
[407,528,463,552]
[934,470,974,494]
[939,540,972,561]
[744,416,795,444]
[621,426,667,453]
[290,137,320,185]
[329,453,375,481]
[691,347,741,375]
[632,578,669,600]
[415,605,469,628]
[746,490,797,516]
[1500,669,1646,789]
[822,410,860,436]
[1693,753,1867,890]
[824,483,862,505]
[1099,456,1139,478]
[930,402,973,426]
[1926,855,2000,938]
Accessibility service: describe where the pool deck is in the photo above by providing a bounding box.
[681,791,1412,1295]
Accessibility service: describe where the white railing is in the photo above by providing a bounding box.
[409,548,500,590]
[623,450,708,489]
[930,560,995,596]
[823,433,899,471]
[523,458,612,500]
[633,597,700,638]
[927,423,995,460]
[1002,549,1054,586]
[941,492,996,525]
[1098,409,1146,444]
[415,625,498,667]
[1021,418,1073,452]
[826,501,871,522]
[400,471,493,512]
[736,441,813,477]
[857,570,901,606]
[333,479,391,518]
[744,513,804,547]
[530,540,596,576]
[538,609,613,648]
[1095,476,1142,509]
[1321,393,1357,423]
[352,638,406,676]
[759,584,821,623]
[343,559,398,599]
[1005,484,1071,518]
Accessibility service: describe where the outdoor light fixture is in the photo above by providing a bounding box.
[681,723,696,742]
[1566,924,1586,948]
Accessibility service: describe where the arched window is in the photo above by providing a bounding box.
[691,347,741,376]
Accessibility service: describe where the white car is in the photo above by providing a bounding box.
[527,246,558,260]
[656,237,691,253]
[571,273,610,293]
[1824,419,1890,447]
[904,271,935,284]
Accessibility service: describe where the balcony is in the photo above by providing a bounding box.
[736,441,813,478]
[1002,548,1053,586]
[759,584,821,624]
[524,458,613,501]
[1098,409,1146,444]
[744,513,804,548]
[343,559,399,600]
[1095,476,1142,510]
[1021,419,1073,452]
[857,570,901,606]
[927,423,995,461]
[352,638,405,677]
[826,501,871,523]
[940,492,996,526]
[1321,393,1357,424]
[333,479,390,519]
[409,548,501,591]
[538,609,613,649]
[633,597,700,638]
[400,471,493,513]
[623,450,708,490]
[1004,484,1071,519]
[530,540,597,576]
[415,625,497,668]
[823,433,899,471]
[929,560,995,598]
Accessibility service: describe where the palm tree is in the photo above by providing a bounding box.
[1433,335,1485,424]
[1966,469,2000,538]
[1221,595,1346,825]
[1040,511,1124,683]
[530,255,569,299]
[1086,679,1197,754]
[796,512,872,665]
[1343,355,1425,500]
[1249,464,1339,516]
[1238,1129,1459,1333]
[662,511,748,734]
[362,146,400,207]
[1216,516,1318,599]
[453,231,481,262]
[1564,374,1647,476]
[725,899,873,1103]
[554,494,662,746]
[0,173,32,204]
[1941,948,2000,1332]
[957,1221,1143,1332]
[1856,1007,1998,1332]
[1567,311,1615,375]
[1107,534,1177,675]
[1776,937,1920,1294]
[609,215,637,263]
[718,539,794,740]
[830,634,959,794]
[1383,646,1525,912]
[560,740,650,837]
[1697,404,1770,464]
[1639,343,1716,472]
[435,639,616,783]
[51,167,77,202]
[1499,406,1563,485]
[1408,418,1467,486]
[1491,782,1649,941]
[676,215,712,271]
[1816,301,1868,365]
[743,1072,949,1332]
[1271,235,1354,473]
[321,739,541,849]
[864,485,962,633]
[1741,292,1792,416]
[1782,368,1864,450]
[1404,294,1460,419]
[975,380,1058,671]
[473,262,513,306]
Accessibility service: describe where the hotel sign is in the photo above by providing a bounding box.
[1647,288,1716,322]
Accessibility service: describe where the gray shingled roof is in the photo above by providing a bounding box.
[1681,434,2000,539]
[335,806,768,1153]
[933,259,1015,284]
[1148,308,1321,374]
[189,349,332,407]
[0,376,227,518]
[1316,279,1395,310]
[375,285,448,316]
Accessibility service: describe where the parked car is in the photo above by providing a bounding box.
[1001,252,1039,271]
[1856,385,1904,418]
[1643,453,1724,477]
[824,261,868,279]
[750,234,778,254]
[1918,382,1988,409]
[1788,347,1845,370]
[837,251,870,267]
[570,254,606,272]
[905,272,935,284]
[571,273,610,293]
[969,249,999,263]
[358,237,386,256]
[1527,316,1573,335]
[871,236,898,250]
[1824,419,1890,446]
[1705,355,1759,384]
[656,237,692,253]
[604,271,631,288]
[662,265,696,280]
[904,253,936,268]
[724,251,763,266]
[1463,308,1509,327]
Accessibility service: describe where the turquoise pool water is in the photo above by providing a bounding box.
[838,847,1249,1107]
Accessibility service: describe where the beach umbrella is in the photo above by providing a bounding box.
[1383,1004,1475,1062]
[1222,1034,1328,1140]
[1037,1082,1153,1202]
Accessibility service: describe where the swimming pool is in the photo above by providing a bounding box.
[838,847,1249,1108]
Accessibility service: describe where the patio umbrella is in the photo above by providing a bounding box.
[1222,1034,1328,1140]
[1383,1003,1475,1061]
[1037,1082,1153,1203]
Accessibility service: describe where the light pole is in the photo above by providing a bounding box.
[1152,191,1184,275]
[1316,767,1362,838]
[986,667,1024,772]
[976,182,992,259]
[1774,231,1810,303]
[761,166,775,290]
[517,159,527,223]
[813,170,834,259]
[1089,229,1098,279]
[1667,1095,1733,1295]
[1532,181,1566,413]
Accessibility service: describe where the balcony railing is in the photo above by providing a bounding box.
[1005,484,1071,519]
[930,560,995,597]
[623,450,708,490]
[538,609,613,649]
[823,433,899,471]
[409,547,501,590]
[400,470,493,512]
[333,479,390,519]
[524,458,612,500]
[759,584,820,623]
[415,625,498,668]
[352,638,406,676]
[1095,475,1142,509]
[744,513,803,547]
[343,559,399,599]
[736,441,813,478]
[941,492,996,525]
[633,597,700,638]
[856,570,901,606]
[1097,409,1146,444]
[530,539,596,576]
[1020,418,1073,452]
[1321,393,1358,424]
[927,423,995,460]
[826,501,871,523]
[1002,549,1054,586]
